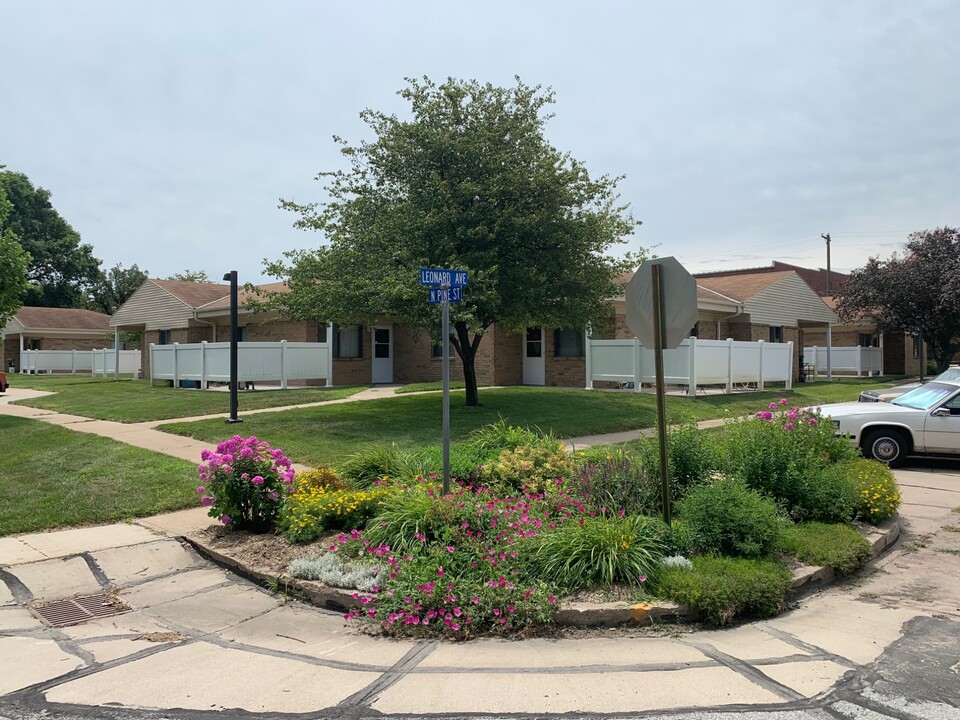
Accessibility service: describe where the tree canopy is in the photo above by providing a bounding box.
[167,270,213,283]
[836,227,960,371]
[264,77,641,405]
[89,263,149,315]
[0,186,31,327]
[0,167,102,308]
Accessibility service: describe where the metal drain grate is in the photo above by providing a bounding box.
[30,592,131,628]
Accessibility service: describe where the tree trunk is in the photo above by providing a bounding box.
[452,321,482,407]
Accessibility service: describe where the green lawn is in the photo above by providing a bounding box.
[160,379,887,469]
[10,375,367,423]
[0,415,200,535]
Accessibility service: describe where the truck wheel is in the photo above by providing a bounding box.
[863,429,908,468]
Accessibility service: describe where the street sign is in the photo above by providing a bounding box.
[419,268,469,287]
[625,257,698,349]
[429,287,462,304]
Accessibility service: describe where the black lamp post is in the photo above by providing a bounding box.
[223,270,241,423]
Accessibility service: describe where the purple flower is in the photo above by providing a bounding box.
[201,496,214,506]
[220,514,232,524]
[196,485,205,495]
[251,475,265,486]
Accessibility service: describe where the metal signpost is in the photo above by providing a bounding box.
[222,270,242,424]
[420,267,468,494]
[625,257,697,524]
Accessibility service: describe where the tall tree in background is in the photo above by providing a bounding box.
[265,77,641,406]
[0,167,102,308]
[167,270,214,283]
[0,185,31,326]
[836,227,960,372]
[89,263,149,314]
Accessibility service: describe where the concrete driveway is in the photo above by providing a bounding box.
[1,460,957,719]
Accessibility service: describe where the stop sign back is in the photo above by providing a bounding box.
[625,257,698,349]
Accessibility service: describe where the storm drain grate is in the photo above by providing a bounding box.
[30,592,131,628]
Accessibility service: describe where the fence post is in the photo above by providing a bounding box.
[812,346,818,381]
[758,340,765,391]
[200,341,208,390]
[280,340,288,390]
[149,344,155,386]
[856,347,862,377]
[687,337,697,397]
[326,321,335,388]
[726,338,734,394]
[633,338,642,392]
[173,342,180,389]
[786,341,794,390]
[584,329,592,390]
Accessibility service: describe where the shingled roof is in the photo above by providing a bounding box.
[7,307,112,331]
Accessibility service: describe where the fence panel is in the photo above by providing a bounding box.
[149,341,330,386]
[21,349,140,375]
[804,346,882,377]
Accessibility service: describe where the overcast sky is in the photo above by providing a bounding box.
[3,1,958,285]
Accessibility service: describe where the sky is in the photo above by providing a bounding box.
[3,1,958,285]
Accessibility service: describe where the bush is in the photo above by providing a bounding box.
[575,454,660,517]
[294,467,351,492]
[529,515,668,591]
[776,522,872,574]
[487,444,576,494]
[337,444,425,488]
[654,555,792,625]
[717,401,857,517]
[468,418,554,453]
[677,476,786,558]
[197,436,295,532]
[278,479,392,543]
[844,458,902,523]
[665,420,716,497]
[801,464,862,522]
[362,489,440,555]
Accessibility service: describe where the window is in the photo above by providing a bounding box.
[431,342,454,358]
[29,339,42,350]
[554,328,584,357]
[333,324,362,358]
[769,326,784,343]
[525,328,542,358]
[317,323,328,343]
[158,330,172,345]
[858,333,877,348]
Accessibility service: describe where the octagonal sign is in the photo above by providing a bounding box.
[625,257,698,349]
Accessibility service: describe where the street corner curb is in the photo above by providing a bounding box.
[554,600,697,627]
[179,533,359,613]
[788,511,902,596]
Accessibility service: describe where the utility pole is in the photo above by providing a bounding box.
[821,233,832,381]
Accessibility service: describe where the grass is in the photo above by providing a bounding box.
[10,375,368,423]
[776,522,872,574]
[160,379,885,469]
[0,415,200,535]
[394,380,490,394]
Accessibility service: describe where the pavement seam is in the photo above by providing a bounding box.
[0,568,34,604]
[336,640,438,709]
[683,640,807,702]
[78,553,112,589]
[758,626,861,670]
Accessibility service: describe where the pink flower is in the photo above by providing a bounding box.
[779,397,788,405]
[220,514,231,524]
[784,422,794,431]
[437,566,444,577]
[196,486,205,495]
[251,475,265,486]
[769,402,778,409]
[548,596,556,604]
[808,418,818,426]
[200,496,214,506]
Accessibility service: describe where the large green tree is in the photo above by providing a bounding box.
[265,77,641,405]
[0,186,31,327]
[89,262,149,314]
[836,227,960,372]
[0,167,102,308]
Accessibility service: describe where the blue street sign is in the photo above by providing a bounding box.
[429,287,462,304]
[419,268,469,287]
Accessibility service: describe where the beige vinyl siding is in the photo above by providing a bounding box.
[744,274,838,326]
[110,282,197,330]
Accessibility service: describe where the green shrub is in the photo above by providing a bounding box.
[408,444,493,485]
[844,458,902,523]
[294,467,351,492]
[717,403,857,518]
[665,420,716,497]
[654,555,792,625]
[776,522,872,574]
[362,489,439,554]
[529,514,668,591]
[337,444,422,487]
[487,444,576,494]
[801,464,862,522]
[467,418,554,453]
[575,454,660,517]
[677,476,786,558]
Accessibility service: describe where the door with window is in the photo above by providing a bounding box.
[372,325,393,384]
[522,327,545,385]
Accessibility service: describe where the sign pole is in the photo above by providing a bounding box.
[441,282,451,495]
[652,264,671,525]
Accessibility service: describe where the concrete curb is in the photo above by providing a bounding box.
[183,512,902,629]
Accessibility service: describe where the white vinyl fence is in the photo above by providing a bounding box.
[803,346,882,378]
[20,349,141,377]
[586,337,794,396]
[149,341,331,389]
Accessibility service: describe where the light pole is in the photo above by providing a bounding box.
[223,270,241,424]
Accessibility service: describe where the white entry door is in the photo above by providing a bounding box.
[522,327,545,386]
[372,325,393,383]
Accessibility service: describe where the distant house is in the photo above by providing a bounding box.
[2,307,113,373]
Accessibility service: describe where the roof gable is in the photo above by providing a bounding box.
[3,307,111,333]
